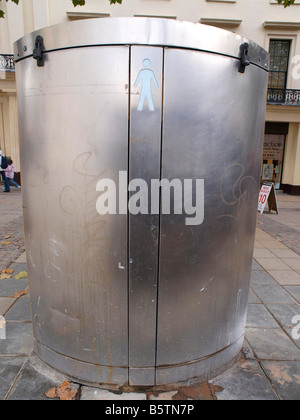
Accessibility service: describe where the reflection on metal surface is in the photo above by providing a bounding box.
[15,18,268,387]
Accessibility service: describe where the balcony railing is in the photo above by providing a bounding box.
[267,88,300,106]
[0,54,15,72]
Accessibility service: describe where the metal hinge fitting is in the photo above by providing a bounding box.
[239,43,251,74]
[33,35,45,67]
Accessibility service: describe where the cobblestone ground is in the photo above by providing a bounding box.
[258,191,300,255]
[0,190,25,272]
[0,216,25,272]
[257,216,300,255]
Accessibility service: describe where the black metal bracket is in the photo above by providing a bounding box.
[33,35,45,67]
[239,43,250,74]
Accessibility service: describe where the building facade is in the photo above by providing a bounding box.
[1,0,300,192]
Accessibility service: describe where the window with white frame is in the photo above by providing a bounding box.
[268,39,291,90]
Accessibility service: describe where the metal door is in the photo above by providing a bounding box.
[156,48,267,384]
[17,46,130,384]
[128,46,266,386]
[129,46,163,386]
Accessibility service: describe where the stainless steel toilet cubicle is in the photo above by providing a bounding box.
[14,18,268,387]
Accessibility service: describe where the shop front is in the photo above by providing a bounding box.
[262,122,289,190]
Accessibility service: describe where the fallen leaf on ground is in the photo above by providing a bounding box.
[171,382,224,401]
[0,269,13,279]
[4,235,11,239]
[12,286,29,299]
[45,388,57,399]
[0,274,11,280]
[1,241,11,246]
[45,381,77,401]
[14,271,28,280]
[2,269,14,274]
[57,381,77,400]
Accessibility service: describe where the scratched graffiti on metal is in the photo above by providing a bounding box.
[219,163,257,222]
[57,152,113,360]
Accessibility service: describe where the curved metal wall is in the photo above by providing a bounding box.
[15,18,268,387]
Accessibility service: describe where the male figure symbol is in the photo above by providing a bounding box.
[134,59,159,111]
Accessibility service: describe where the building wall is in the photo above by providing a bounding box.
[1,0,300,189]
[0,71,19,171]
[1,0,300,59]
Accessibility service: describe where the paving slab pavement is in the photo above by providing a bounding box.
[0,189,24,273]
[0,189,300,400]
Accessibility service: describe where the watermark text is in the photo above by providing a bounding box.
[96,171,205,226]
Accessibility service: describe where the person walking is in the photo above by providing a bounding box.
[5,159,21,190]
[0,150,10,193]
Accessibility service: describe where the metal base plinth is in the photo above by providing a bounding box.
[34,335,244,388]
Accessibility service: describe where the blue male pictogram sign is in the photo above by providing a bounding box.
[134,59,159,111]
